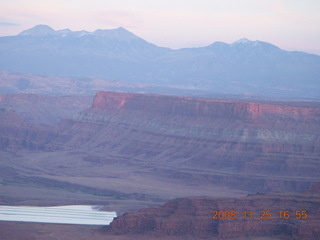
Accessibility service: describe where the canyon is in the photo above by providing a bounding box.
[0,91,319,238]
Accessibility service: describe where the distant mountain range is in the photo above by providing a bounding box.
[0,24,320,99]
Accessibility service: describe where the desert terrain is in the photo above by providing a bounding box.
[0,91,319,239]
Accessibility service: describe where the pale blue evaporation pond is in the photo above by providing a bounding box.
[0,205,117,225]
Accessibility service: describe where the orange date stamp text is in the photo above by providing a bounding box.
[212,210,308,220]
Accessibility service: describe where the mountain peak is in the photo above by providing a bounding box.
[19,25,56,36]
[237,38,251,43]
[117,27,128,31]
[93,27,140,41]
[231,38,253,45]
[17,25,139,41]
[206,41,229,49]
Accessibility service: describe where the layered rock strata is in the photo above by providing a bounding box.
[60,91,320,192]
[109,192,320,239]
[1,91,319,194]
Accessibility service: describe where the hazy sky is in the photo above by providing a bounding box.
[1,0,320,54]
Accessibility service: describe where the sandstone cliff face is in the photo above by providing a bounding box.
[1,91,319,194]
[110,193,320,239]
[59,91,320,192]
[86,91,320,146]
[1,91,319,240]
[92,91,320,121]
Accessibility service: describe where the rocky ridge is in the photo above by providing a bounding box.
[109,192,320,239]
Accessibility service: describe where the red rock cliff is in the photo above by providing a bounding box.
[91,91,320,121]
[109,193,320,239]
[2,92,320,194]
[68,91,320,193]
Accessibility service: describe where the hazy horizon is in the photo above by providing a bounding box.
[1,0,320,54]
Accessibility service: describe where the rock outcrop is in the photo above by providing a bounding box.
[1,91,319,194]
[109,192,320,239]
[91,91,320,120]
[61,91,320,192]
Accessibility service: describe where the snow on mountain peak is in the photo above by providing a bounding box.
[232,38,253,45]
[18,25,139,41]
[238,38,251,43]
